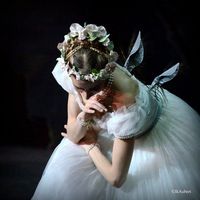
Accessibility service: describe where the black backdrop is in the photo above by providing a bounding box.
[1,1,200,199]
[2,0,199,148]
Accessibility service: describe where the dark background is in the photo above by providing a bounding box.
[1,0,199,199]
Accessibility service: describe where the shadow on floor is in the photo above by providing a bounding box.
[0,145,53,200]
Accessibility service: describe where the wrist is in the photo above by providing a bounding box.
[77,111,92,121]
[86,143,101,155]
[77,113,95,129]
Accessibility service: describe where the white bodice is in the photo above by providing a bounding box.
[52,62,161,138]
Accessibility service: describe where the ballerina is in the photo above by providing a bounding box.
[32,23,200,200]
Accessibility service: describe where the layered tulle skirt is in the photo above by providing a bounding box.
[32,89,200,200]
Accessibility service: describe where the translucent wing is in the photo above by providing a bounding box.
[124,31,144,72]
[150,63,180,88]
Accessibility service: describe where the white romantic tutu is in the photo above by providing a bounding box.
[31,64,200,200]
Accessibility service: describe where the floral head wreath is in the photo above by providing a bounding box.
[56,23,118,82]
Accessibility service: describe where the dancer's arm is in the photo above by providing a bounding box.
[62,93,106,143]
[82,137,134,188]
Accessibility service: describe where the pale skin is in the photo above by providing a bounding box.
[61,65,138,187]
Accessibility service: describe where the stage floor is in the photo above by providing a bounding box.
[0,146,52,200]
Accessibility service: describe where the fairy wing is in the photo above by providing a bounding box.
[124,31,144,72]
[150,63,180,88]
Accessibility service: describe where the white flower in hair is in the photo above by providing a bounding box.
[62,23,114,50]
[69,23,86,40]
[56,23,119,82]
[64,35,70,42]
[84,24,107,41]
[85,24,98,32]
[97,26,107,37]
[84,75,91,81]
[103,37,110,46]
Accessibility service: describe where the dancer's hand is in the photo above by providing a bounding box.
[61,124,68,138]
[80,91,107,114]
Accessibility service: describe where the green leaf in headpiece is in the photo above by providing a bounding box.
[61,50,65,58]
[91,68,99,74]
[88,32,98,41]
[74,65,79,72]
[98,34,110,42]
[107,41,114,51]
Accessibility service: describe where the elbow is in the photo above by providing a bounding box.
[112,181,123,188]
[111,175,127,188]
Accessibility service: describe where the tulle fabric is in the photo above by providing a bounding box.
[32,66,200,200]
[116,89,200,200]
[94,80,161,139]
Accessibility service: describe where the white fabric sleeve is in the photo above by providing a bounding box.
[106,63,179,139]
[106,80,160,139]
[52,60,86,110]
[52,60,75,94]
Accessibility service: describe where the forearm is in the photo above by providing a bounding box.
[66,112,94,143]
[85,138,134,187]
[89,146,117,186]
[87,146,125,187]
[66,121,86,143]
